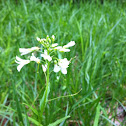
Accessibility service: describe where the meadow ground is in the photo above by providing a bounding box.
[0,0,126,125]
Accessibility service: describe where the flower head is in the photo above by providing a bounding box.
[19,47,39,56]
[15,56,30,72]
[41,50,52,62]
[53,58,70,74]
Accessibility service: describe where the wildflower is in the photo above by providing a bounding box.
[42,64,47,72]
[19,47,39,56]
[41,50,52,61]
[30,53,40,64]
[54,58,70,74]
[15,56,30,72]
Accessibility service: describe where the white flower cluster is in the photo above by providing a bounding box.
[15,35,75,74]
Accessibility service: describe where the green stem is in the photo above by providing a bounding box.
[44,50,50,106]
[34,64,39,99]
[41,62,50,113]
[45,62,50,102]
[40,57,50,122]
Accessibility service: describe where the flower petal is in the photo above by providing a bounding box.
[15,56,30,72]
[63,41,75,48]
[42,64,47,72]
[54,46,62,50]
[30,53,40,63]
[41,50,52,62]
[59,48,70,52]
[58,58,70,68]
[47,56,52,61]
[61,68,67,74]
[17,63,25,72]
[52,43,58,47]
[15,56,23,62]
[54,64,60,73]
[19,47,39,56]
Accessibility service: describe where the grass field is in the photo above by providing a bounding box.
[0,0,126,125]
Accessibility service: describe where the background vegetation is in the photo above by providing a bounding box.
[0,0,126,125]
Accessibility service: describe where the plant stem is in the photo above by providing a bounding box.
[40,53,50,122]
[42,62,50,111]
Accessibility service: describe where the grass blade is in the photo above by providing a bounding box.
[48,116,70,126]
[93,103,100,126]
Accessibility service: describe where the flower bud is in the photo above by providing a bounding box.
[46,35,49,40]
[54,60,57,64]
[51,35,55,42]
[48,38,51,43]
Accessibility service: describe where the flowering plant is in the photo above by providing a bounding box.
[15,35,75,125]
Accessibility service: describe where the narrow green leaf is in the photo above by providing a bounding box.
[22,114,43,126]
[48,116,70,126]
[93,104,100,126]
[12,81,23,124]
[22,103,38,116]
[59,103,69,126]
[101,115,117,126]
[40,82,50,114]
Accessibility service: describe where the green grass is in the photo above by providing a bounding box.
[0,0,126,125]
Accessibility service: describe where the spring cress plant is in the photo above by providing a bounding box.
[15,35,75,125]
[16,35,75,74]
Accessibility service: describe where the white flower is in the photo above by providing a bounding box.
[53,58,70,74]
[63,41,75,48]
[41,50,52,61]
[52,43,58,47]
[30,53,40,64]
[19,47,39,56]
[58,58,70,68]
[42,64,47,72]
[15,56,30,72]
